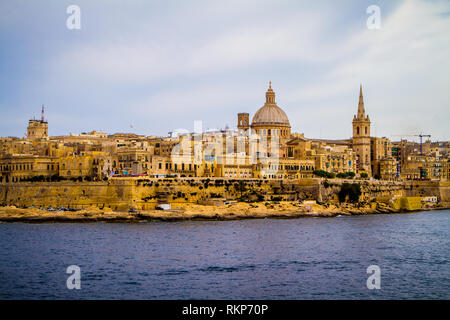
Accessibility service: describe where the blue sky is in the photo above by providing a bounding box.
[0,0,449,141]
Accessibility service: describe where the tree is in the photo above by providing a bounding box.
[347,172,356,178]
[234,180,247,198]
[360,173,368,179]
[313,169,335,179]
[337,172,356,179]
[338,183,361,202]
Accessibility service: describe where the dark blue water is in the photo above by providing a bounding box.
[0,210,449,299]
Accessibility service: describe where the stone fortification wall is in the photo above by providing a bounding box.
[0,178,446,211]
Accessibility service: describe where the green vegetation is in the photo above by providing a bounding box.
[313,169,335,179]
[360,173,368,179]
[209,192,223,198]
[142,195,156,202]
[336,172,356,179]
[20,175,104,182]
[338,183,362,202]
[270,196,283,201]
[234,181,247,197]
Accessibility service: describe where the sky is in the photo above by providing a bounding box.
[0,0,449,142]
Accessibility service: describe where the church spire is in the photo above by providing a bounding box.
[357,84,365,119]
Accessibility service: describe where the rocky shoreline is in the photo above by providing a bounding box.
[0,201,448,223]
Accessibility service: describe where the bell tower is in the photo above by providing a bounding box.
[237,113,249,134]
[352,85,371,176]
[27,105,49,141]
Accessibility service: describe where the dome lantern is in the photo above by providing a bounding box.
[266,81,276,104]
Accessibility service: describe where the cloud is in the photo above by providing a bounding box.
[1,0,449,140]
[49,2,339,86]
[282,0,450,139]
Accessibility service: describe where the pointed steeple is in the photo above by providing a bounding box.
[357,84,365,119]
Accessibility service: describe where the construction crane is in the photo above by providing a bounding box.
[417,134,431,155]
[391,133,431,155]
[391,133,432,180]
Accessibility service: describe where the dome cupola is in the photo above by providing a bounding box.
[251,82,291,138]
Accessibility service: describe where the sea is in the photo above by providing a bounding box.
[0,210,449,299]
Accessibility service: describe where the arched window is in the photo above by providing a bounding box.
[357,127,360,135]
[365,127,368,135]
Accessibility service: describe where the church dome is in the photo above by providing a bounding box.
[251,82,290,127]
[252,104,290,126]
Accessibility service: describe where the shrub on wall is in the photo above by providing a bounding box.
[338,183,362,202]
[313,170,335,179]
[271,196,283,201]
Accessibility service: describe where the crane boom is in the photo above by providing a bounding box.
[391,133,431,155]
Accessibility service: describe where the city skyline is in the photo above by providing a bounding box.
[1,0,449,142]
[1,0,449,305]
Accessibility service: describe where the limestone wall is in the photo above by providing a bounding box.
[0,178,446,211]
[317,179,407,203]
